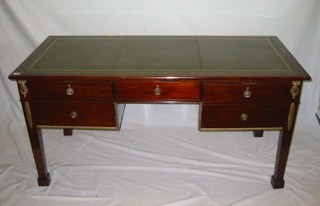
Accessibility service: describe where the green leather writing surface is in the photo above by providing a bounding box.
[11,36,310,79]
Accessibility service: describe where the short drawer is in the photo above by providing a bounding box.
[200,104,288,130]
[32,101,118,128]
[203,82,292,103]
[29,81,113,100]
[116,81,200,102]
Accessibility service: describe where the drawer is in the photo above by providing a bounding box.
[200,104,289,130]
[203,82,292,103]
[32,101,119,128]
[29,81,113,100]
[116,81,200,102]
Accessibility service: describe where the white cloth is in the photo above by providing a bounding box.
[1,0,320,205]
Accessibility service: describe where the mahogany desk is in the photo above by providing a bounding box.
[9,36,311,188]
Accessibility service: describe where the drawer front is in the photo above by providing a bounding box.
[32,101,118,128]
[116,81,200,102]
[203,82,292,103]
[200,104,288,129]
[29,81,113,100]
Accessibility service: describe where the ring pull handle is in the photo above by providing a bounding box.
[243,86,251,98]
[66,84,74,96]
[240,113,248,121]
[70,111,78,119]
[154,85,161,96]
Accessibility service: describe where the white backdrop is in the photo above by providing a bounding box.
[1,0,320,205]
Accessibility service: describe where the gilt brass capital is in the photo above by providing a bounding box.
[290,81,301,99]
[18,80,28,98]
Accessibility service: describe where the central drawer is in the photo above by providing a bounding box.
[116,81,200,102]
[32,101,119,129]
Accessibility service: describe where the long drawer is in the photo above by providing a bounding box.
[116,81,200,102]
[32,101,119,129]
[200,103,289,130]
[203,82,293,103]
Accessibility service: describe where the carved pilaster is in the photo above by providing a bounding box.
[24,101,33,129]
[287,102,295,131]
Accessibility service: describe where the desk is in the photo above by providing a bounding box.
[9,36,311,189]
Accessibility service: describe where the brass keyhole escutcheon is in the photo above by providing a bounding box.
[70,111,78,119]
[240,113,248,121]
[66,84,74,96]
[243,86,251,98]
[154,85,161,96]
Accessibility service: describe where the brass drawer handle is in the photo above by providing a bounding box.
[243,86,251,98]
[66,84,74,96]
[240,113,248,121]
[70,111,78,119]
[154,85,161,96]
